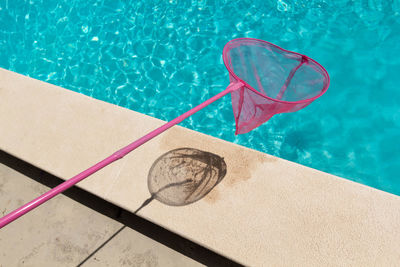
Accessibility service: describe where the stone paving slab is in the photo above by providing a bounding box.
[0,163,202,266]
[82,226,203,267]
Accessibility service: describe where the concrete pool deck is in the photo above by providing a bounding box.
[1,67,400,266]
[0,161,202,266]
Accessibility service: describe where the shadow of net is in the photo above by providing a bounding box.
[134,148,227,213]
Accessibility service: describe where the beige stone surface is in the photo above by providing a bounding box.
[82,227,203,267]
[1,68,400,266]
[0,163,202,266]
[0,162,122,266]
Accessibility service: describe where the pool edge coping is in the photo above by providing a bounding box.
[1,67,400,266]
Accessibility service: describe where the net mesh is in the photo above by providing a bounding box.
[223,38,330,134]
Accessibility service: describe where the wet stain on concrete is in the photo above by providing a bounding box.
[203,186,220,204]
[159,127,278,188]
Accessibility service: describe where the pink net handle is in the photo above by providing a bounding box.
[222,38,330,134]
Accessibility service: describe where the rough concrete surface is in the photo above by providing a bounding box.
[0,163,202,267]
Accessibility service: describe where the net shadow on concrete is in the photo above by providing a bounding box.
[0,150,242,267]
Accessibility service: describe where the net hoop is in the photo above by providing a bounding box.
[222,38,330,104]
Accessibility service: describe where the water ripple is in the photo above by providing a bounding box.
[1,0,400,195]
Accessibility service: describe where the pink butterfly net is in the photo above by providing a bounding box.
[223,38,330,134]
[0,38,330,229]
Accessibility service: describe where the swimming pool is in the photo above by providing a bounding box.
[1,1,399,195]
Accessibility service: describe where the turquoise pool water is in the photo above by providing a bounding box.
[1,1,399,194]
